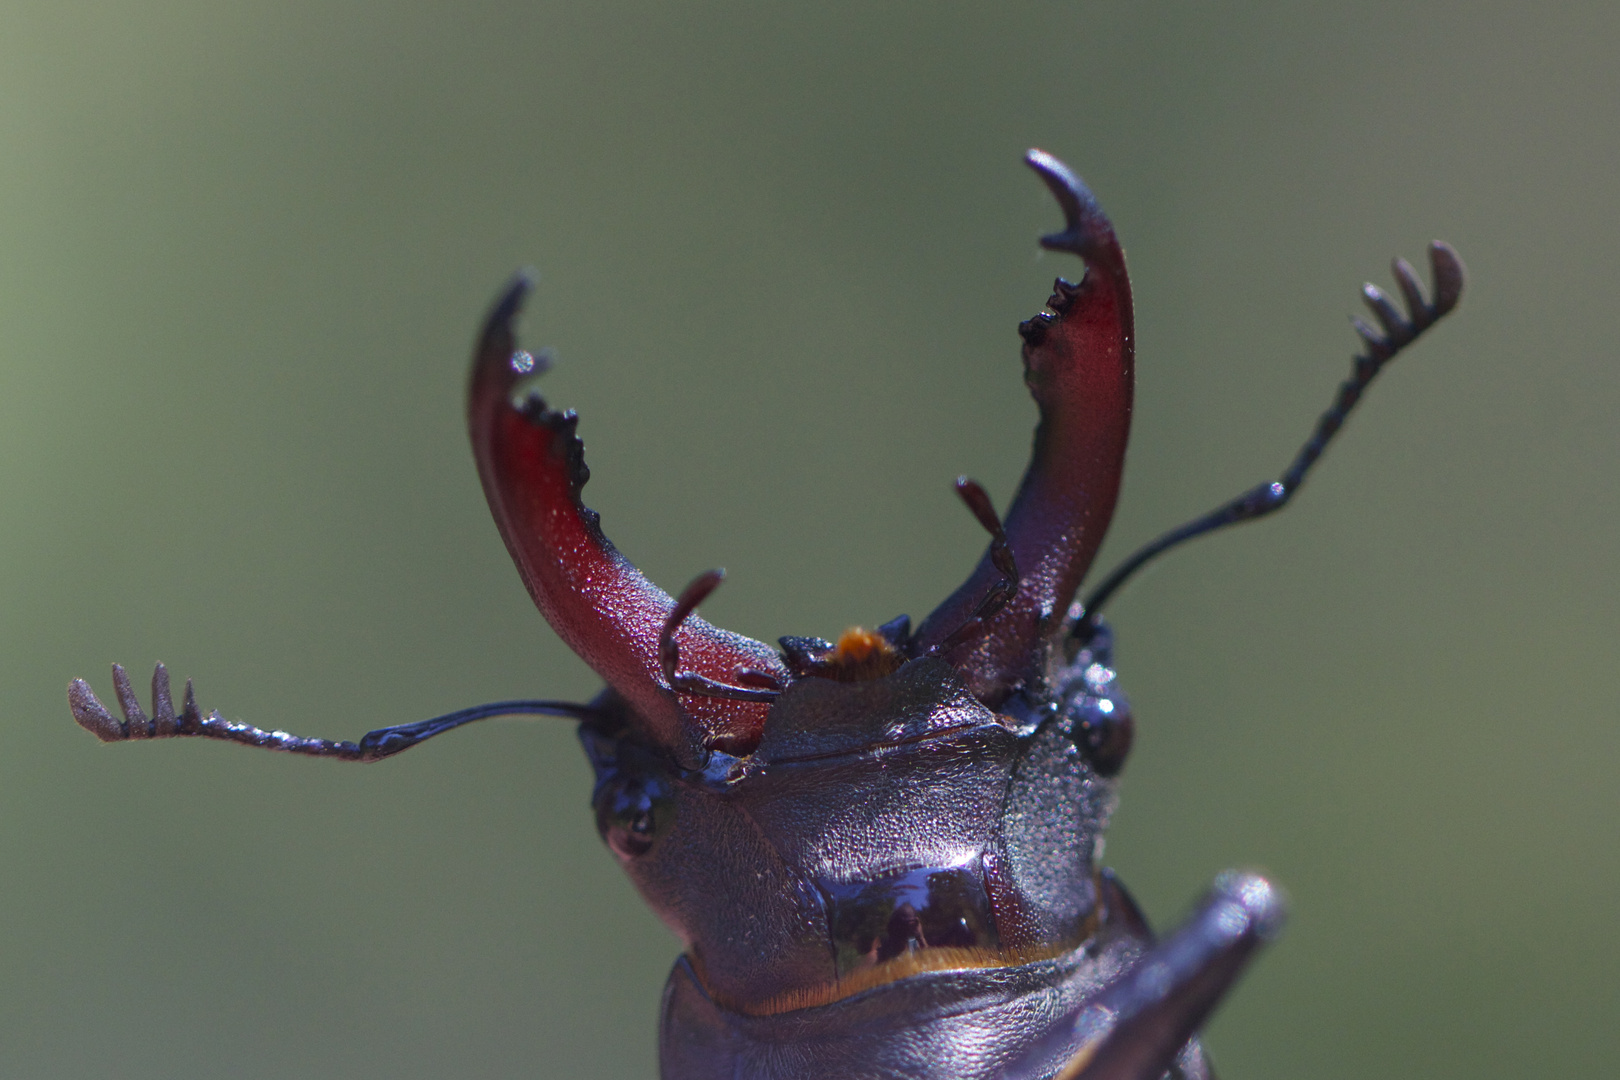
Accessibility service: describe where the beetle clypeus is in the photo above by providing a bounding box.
[71,149,1463,1080]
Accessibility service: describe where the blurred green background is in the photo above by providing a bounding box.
[2,2,1616,1077]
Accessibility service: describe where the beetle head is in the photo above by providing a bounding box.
[468,150,1135,1011]
[469,148,1130,764]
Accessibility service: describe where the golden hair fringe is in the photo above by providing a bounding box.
[716,941,1076,1018]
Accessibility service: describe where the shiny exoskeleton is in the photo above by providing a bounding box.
[71,149,1464,1080]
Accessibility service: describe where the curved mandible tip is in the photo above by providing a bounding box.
[483,268,537,344]
[1025,149,1113,261]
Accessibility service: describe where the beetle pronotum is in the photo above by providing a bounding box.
[71,149,1463,1080]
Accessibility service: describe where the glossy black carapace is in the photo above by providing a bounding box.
[71,149,1464,1080]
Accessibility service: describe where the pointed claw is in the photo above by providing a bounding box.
[1429,241,1465,316]
[151,663,178,736]
[110,663,150,737]
[1024,149,1110,260]
[483,269,536,357]
[1390,256,1429,322]
[68,678,125,741]
[1360,283,1410,344]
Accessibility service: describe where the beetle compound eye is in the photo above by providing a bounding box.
[1073,695,1134,778]
[594,773,674,859]
[1059,624,1134,777]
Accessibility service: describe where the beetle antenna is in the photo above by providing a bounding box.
[929,477,1021,657]
[68,662,606,762]
[660,570,783,703]
[1070,242,1465,642]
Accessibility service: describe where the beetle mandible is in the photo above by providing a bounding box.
[71,149,1464,1080]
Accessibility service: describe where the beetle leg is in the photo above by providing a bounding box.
[69,663,602,761]
[1001,872,1284,1080]
[1073,242,1466,638]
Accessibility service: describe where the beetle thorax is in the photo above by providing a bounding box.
[581,628,1131,1016]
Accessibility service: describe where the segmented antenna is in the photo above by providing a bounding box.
[68,662,604,761]
[1069,242,1464,642]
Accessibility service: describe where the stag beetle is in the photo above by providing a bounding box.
[71,149,1464,1080]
